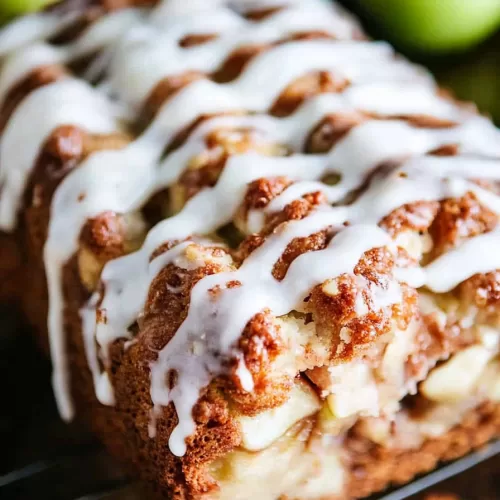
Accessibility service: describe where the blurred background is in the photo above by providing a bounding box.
[343,0,500,125]
[2,0,499,121]
[1,1,500,499]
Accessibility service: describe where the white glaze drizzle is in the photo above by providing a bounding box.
[0,79,121,231]
[49,82,500,420]
[0,10,144,107]
[93,150,500,455]
[1,0,500,455]
[402,228,500,293]
[153,220,393,455]
[108,2,360,107]
[0,12,77,57]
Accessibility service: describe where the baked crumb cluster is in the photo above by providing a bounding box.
[1,1,500,498]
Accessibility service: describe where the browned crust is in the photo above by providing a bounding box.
[178,33,219,48]
[380,200,440,238]
[430,192,497,258]
[308,247,418,363]
[99,246,242,498]
[173,127,279,208]
[228,310,292,414]
[237,176,292,221]
[143,30,344,118]
[214,31,335,86]
[0,5,499,500]
[11,122,500,500]
[80,211,127,259]
[305,112,367,154]
[24,125,130,254]
[345,401,500,499]
[243,6,284,21]
[143,71,206,122]
[212,44,271,83]
[270,71,350,117]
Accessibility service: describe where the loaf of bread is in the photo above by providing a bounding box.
[2,1,500,498]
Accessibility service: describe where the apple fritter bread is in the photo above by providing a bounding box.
[2,1,500,499]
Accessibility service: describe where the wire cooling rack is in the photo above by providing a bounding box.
[1,306,499,500]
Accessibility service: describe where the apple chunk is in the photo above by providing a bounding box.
[421,345,494,403]
[237,380,320,451]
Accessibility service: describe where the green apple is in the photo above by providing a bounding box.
[359,0,500,53]
[0,0,58,18]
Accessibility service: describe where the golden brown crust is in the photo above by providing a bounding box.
[234,190,328,266]
[80,211,126,259]
[430,192,498,258]
[24,126,88,256]
[308,247,418,363]
[273,228,329,281]
[238,176,292,219]
[214,33,335,84]
[212,44,271,83]
[142,29,351,120]
[179,34,219,49]
[380,200,440,238]
[24,125,130,253]
[458,271,500,326]
[460,271,500,310]
[345,402,500,499]
[167,112,247,154]
[2,4,500,499]
[224,310,293,415]
[171,129,289,214]
[143,72,206,121]
[108,244,241,497]
[270,71,350,117]
[305,112,368,154]
[266,192,328,233]
[177,129,269,205]
[17,123,130,345]
[243,6,284,21]
[11,109,500,500]
[143,246,234,344]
